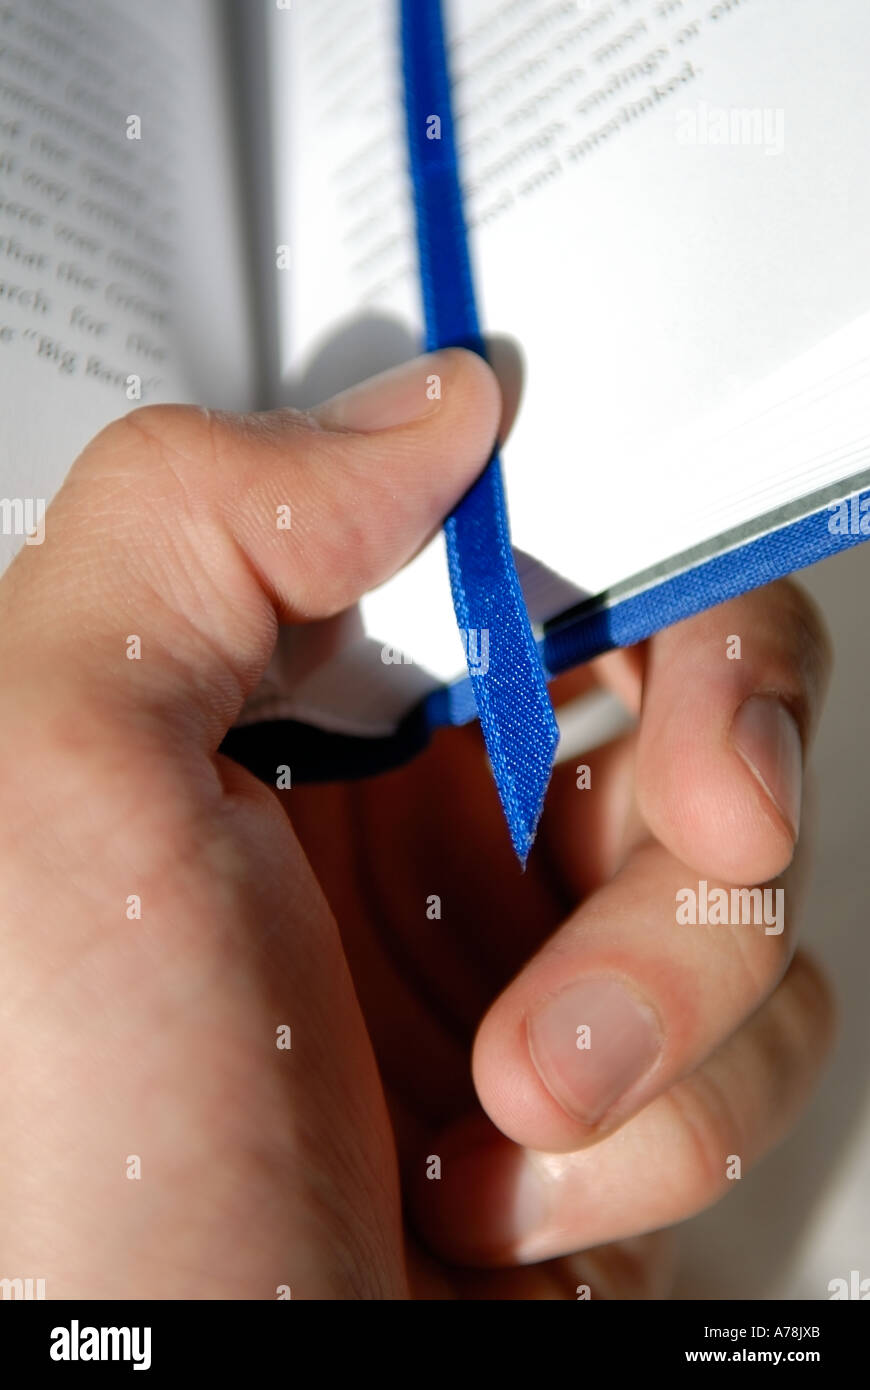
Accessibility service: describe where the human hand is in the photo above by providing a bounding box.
[0,349,834,1298]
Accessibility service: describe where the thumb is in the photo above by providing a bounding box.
[0,348,500,748]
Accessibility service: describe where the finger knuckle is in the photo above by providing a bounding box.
[665,1065,747,1207]
[726,909,793,1002]
[772,950,837,1062]
[772,579,834,698]
[86,406,220,506]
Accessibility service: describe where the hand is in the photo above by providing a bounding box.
[0,349,834,1298]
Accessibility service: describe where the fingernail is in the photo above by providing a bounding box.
[312,353,445,431]
[527,978,662,1126]
[731,694,803,838]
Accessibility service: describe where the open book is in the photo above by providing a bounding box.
[2,0,869,770]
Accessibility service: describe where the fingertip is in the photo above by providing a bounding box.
[435,346,503,447]
[410,1113,547,1268]
[472,997,597,1154]
[634,589,832,883]
[637,708,799,885]
[310,346,499,440]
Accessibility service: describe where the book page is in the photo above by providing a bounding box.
[268,0,870,684]
[0,0,256,572]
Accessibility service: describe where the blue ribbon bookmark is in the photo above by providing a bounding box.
[399,0,559,862]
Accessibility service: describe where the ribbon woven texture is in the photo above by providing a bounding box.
[399,0,559,863]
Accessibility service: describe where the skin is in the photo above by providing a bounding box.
[0,349,835,1299]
